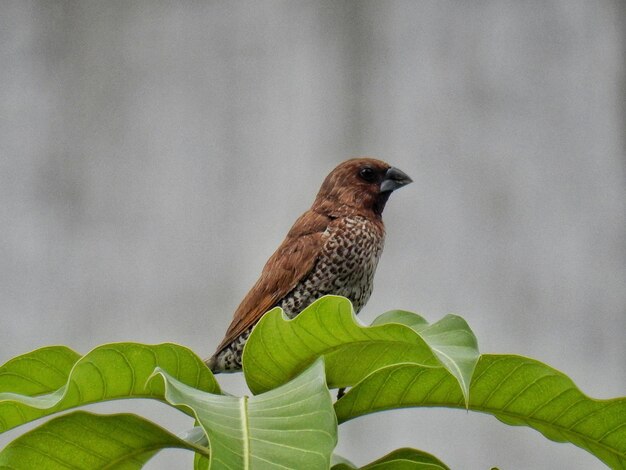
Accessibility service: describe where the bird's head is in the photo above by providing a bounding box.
[313,157,412,217]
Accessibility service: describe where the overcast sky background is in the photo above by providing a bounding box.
[1,1,625,469]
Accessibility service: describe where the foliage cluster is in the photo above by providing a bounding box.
[0,296,624,469]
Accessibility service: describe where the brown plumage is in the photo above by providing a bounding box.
[207,157,412,372]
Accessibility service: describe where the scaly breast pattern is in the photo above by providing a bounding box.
[278,215,385,317]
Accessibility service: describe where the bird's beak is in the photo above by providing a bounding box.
[380,167,413,192]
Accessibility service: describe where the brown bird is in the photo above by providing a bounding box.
[207,157,412,373]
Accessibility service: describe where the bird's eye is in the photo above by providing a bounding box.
[359,167,376,182]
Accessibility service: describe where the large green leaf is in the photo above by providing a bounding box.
[153,358,337,470]
[372,310,479,403]
[0,343,219,434]
[331,447,450,470]
[243,296,478,403]
[0,411,209,469]
[335,355,626,469]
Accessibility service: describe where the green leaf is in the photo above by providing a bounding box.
[0,411,209,469]
[242,296,438,394]
[373,310,479,403]
[331,447,450,469]
[242,296,478,404]
[153,358,337,470]
[335,355,626,469]
[0,346,80,396]
[0,343,219,434]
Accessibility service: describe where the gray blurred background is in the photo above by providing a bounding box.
[1,1,625,468]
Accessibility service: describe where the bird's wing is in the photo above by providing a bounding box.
[213,210,330,355]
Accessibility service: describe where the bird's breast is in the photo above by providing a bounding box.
[278,215,385,317]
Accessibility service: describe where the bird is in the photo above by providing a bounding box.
[206,157,412,373]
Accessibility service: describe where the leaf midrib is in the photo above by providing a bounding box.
[240,395,250,469]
